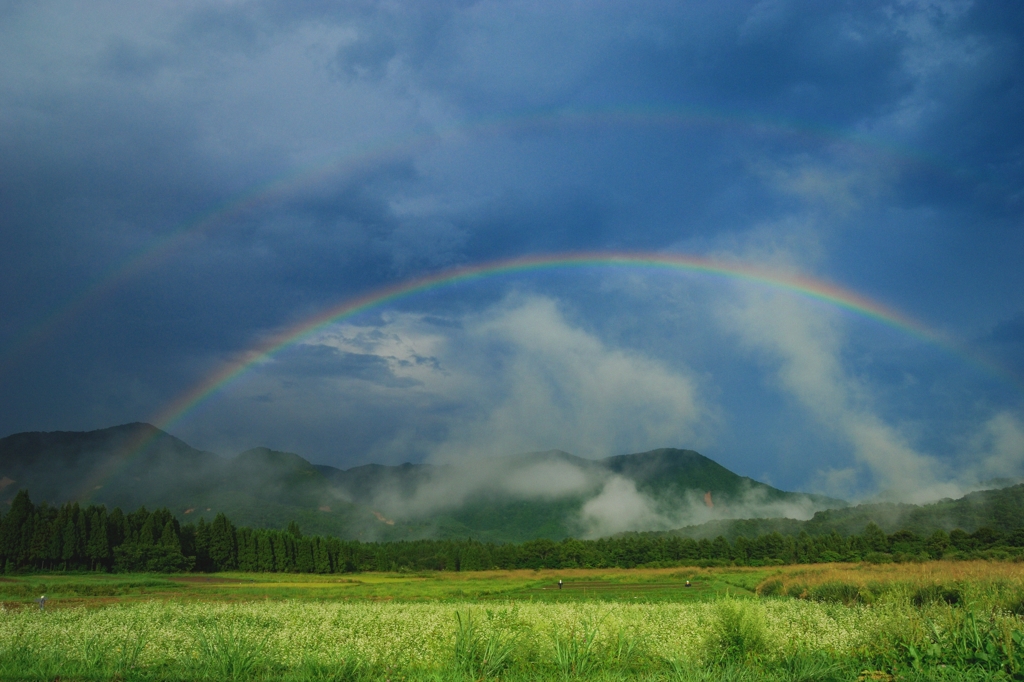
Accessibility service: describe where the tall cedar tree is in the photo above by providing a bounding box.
[86,509,111,570]
[208,513,236,570]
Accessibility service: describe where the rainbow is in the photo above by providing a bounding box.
[148,251,1017,434]
[70,250,1019,501]
[1,104,945,374]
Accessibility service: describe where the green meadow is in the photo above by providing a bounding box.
[0,566,759,604]
[2,562,1024,680]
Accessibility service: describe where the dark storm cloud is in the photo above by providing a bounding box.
[883,9,1024,217]
[622,2,911,121]
[325,1,909,122]
[0,0,1021,496]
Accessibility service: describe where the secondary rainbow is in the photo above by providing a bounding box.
[1,104,945,375]
[147,251,1012,435]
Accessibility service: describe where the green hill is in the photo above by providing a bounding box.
[0,424,380,538]
[1,424,844,542]
[315,447,845,541]
[659,483,1024,541]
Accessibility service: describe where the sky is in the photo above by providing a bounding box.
[1,0,1023,503]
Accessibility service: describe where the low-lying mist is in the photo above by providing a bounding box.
[328,449,835,539]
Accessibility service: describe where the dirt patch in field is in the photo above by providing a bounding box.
[42,597,122,609]
[536,581,706,591]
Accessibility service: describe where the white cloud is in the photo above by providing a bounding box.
[295,294,714,463]
[578,476,660,537]
[718,284,964,501]
[752,157,881,215]
[713,240,1024,503]
[433,296,712,460]
[970,411,1024,482]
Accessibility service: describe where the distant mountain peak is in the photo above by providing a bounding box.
[234,446,317,468]
[2,424,846,542]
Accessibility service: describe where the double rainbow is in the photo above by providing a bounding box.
[2,104,942,374]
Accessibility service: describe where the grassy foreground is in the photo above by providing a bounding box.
[1,562,1023,680]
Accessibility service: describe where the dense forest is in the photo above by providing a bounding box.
[2,489,1023,574]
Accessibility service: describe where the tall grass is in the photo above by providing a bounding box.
[550,615,601,678]
[902,609,1024,676]
[194,620,272,680]
[0,595,1022,680]
[452,610,518,679]
[711,599,767,661]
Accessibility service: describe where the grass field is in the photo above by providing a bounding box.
[0,566,767,606]
[1,562,1023,680]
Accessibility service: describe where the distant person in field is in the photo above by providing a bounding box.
[37,595,46,611]
[558,579,563,590]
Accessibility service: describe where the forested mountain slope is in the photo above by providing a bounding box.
[659,483,1024,541]
[2,424,841,542]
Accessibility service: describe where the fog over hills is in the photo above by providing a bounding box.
[0,423,843,542]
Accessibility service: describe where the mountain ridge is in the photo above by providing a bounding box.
[2,423,843,541]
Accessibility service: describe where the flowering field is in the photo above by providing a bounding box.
[0,599,899,680]
[0,563,1023,680]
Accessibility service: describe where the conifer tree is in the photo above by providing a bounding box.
[313,537,331,573]
[152,509,175,537]
[72,504,87,567]
[193,518,211,571]
[270,532,291,572]
[159,520,181,553]
[178,523,196,559]
[283,534,298,572]
[208,513,236,570]
[256,531,275,572]
[29,511,53,568]
[732,535,750,563]
[296,537,315,573]
[235,528,256,571]
[48,506,67,568]
[130,507,154,545]
[57,503,87,568]
[0,490,34,569]
[86,509,111,570]
[108,508,126,547]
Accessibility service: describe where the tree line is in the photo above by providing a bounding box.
[2,490,1022,574]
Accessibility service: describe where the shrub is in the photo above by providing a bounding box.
[757,579,785,597]
[912,584,963,607]
[786,582,808,599]
[808,581,871,606]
